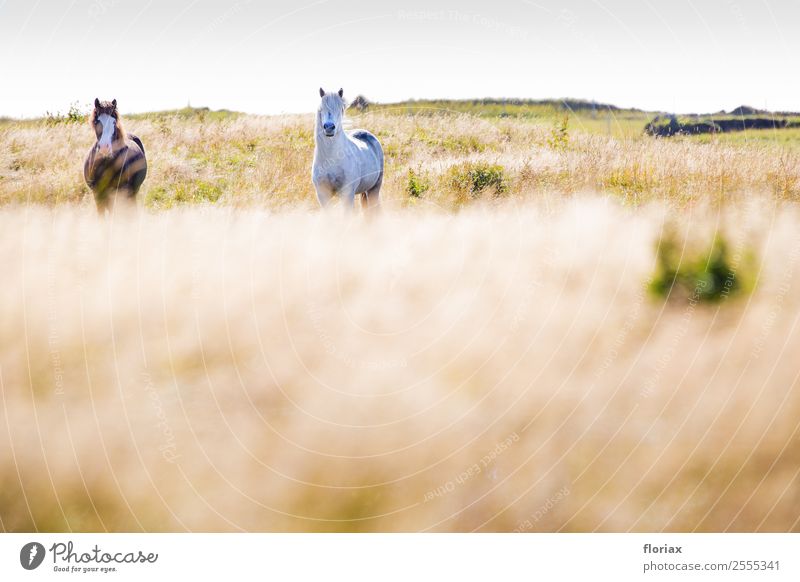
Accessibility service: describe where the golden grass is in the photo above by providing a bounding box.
[0,198,799,532]
[2,110,800,209]
[1,111,800,532]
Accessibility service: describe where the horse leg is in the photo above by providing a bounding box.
[117,187,138,213]
[315,184,334,209]
[94,190,109,216]
[107,190,118,214]
[340,187,357,214]
[363,175,383,216]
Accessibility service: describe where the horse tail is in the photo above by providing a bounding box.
[351,129,384,176]
[129,134,146,157]
[352,130,382,160]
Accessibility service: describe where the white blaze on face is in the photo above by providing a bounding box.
[97,113,116,154]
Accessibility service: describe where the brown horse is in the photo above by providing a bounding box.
[83,98,147,214]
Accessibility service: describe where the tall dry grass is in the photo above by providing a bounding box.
[2,110,800,209]
[1,198,799,532]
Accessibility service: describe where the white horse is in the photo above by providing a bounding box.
[311,88,384,213]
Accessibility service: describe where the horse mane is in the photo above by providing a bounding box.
[320,91,347,115]
[90,100,127,142]
[335,93,348,113]
[115,117,127,142]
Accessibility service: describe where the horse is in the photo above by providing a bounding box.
[311,88,384,213]
[83,98,147,214]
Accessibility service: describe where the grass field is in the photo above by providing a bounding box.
[1,101,800,532]
[2,101,799,209]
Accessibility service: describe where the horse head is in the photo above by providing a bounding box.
[91,98,125,157]
[317,88,345,138]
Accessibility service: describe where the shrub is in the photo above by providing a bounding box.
[447,163,507,197]
[406,167,430,198]
[45,102,86,126]
[547,114,569,151]
[649,228,756,303]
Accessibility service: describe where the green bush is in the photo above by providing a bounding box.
[649,228,756,303]
[406,167,430,198]
[547,114,570,151]
[447,162,507,197]
[45,102,86,126]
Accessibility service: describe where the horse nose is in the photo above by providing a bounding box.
[323,122,335,133]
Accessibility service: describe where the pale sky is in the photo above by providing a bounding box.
[1,0,798,118]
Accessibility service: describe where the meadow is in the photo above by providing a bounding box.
[1,101,799,532]
[3,100,799,208]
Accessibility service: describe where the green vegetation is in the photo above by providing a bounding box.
[447,162,507,198]
[689,127,800,150]
[2,99,800,210]
[650,228,756,303]
[547,114,570,151]
[366,97,629,118]
[645,112,800,139]
[146,180,225,209]
[356,98,653,139]
[406,166,430,198]
[45,102,86,125]
[1,105,237,127]
[411,126,490,154]
[356,98,800,143]
[602,164,655,202]
[128,106,240,123]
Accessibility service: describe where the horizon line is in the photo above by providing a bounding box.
[2,96,798,122]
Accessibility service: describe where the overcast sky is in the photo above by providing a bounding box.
[1,0,797,118]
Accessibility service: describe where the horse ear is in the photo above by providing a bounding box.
[338,88,343,98]
[112,98,117,108]
[319,88,325,98]
[94,98,100,108]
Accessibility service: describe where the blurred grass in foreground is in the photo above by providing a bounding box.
[0,201,798,532]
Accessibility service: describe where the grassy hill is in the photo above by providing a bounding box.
[353,97,800,143]
[7,98,800,144]
[354,97,654,139]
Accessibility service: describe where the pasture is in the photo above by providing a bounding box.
[1,101,799,532]
[2,101,799,209]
